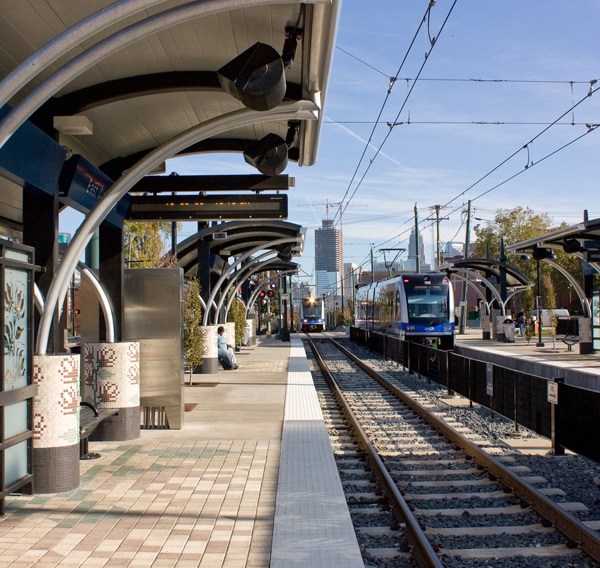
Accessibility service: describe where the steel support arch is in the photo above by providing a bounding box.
[214,251,275,324]
[202,237,301,326]
[33,263,116,342]
[245,271,297,318]
[222,256,285,322]
[449,268,506,316]
[0,0,327,148]
[448,273,492,316]
[542,258,592,317]
[0,0,173,111]
[77,262,116,343]
[36,101,317,355]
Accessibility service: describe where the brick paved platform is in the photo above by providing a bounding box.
[0,335,362,568]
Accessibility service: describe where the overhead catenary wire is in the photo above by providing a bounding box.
[338,0,459,223]
[333,0,439,225]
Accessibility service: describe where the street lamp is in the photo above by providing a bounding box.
[531,246,556,347]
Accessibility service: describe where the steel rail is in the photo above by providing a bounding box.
[306,336,443,568]
[329,337,600,564]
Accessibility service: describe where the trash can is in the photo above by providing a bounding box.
[502,323,515,343]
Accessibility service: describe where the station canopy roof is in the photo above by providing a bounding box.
[175,220,305,277]
[0,0,341,230]
[439,258,531,288]
[506,217,600,268]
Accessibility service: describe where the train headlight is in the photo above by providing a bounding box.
[443,324,453,330]
[406,325,416,331]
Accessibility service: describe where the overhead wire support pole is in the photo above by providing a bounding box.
[459,200,471,335]
[426,205,449,268]
[414,204,420,273]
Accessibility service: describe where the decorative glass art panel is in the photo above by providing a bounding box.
[4,442,28,486]
[4,267,29,390]
[5,250,30,263]
[593,293,600,351]
[5,401,28,439]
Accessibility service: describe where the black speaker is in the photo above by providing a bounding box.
[217,42,286,111]
[244,133,288,176]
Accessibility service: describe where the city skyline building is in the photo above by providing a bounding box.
[315,219,343,297]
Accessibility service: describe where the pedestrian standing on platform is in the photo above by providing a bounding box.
[217,326,238,369]
[516,311,526,336]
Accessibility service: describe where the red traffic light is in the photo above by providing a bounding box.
[259,291,266,297]
[267,290,274,297]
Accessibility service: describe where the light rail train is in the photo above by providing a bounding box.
[355,273,455,349]
[300,297,326,332]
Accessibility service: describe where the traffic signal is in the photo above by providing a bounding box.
[269,282,277,290]
[259,291,266,298]
[267,290,274,298]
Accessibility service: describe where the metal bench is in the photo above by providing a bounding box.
[79,402,119,460]
[555,317,580,351]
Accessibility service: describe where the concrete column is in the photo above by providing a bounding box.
[480,314,491,340]
[83,341,140,441]
[199,325,218,374]
[32,354,80,493]
[579,317,593,355]
[246,318,256,346]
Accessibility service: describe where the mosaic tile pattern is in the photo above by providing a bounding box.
[83,342,140,409]
[1,440,279,568]
[32,354,80,448]
[225,323,235,348]
[200,326,217,359]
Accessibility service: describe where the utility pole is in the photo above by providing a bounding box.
[414,203,420,273]
[459,200,471,334]
[426,205,449,268]
[370,245,374,283]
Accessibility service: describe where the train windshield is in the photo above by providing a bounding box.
[403,281,449,325]
[302,300,322,318]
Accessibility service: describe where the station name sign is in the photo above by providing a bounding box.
[59,155,131,228]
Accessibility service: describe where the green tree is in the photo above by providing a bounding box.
[228,297,246,346]
[472,207,595,314]
[183,277,204,379]
[124,221,178,267]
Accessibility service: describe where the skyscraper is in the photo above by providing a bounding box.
[315,219,343,297]
[405,228,427,272]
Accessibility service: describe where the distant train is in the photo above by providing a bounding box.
[300,297,326,332]
[355,273,455,349]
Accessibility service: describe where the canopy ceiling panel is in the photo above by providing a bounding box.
[0,0,340,170]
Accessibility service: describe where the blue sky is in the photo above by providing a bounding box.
[61,0,600,284]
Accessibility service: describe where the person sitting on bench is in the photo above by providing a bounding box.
[217,326,238,370]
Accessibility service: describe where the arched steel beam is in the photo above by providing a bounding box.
[0,0,327,149]
[448,268,505,316]
[32,72,303,131]
[77,262,116,343]
[542,258,591,317]
[36,100,318,355]
[448,273,492,316]
[0,0,172,110]
[34,263,116,342]
[221,256,284,322]
[102,139,256,178]
[505,287,529,305]
[243,269,298,319]
[202,237,301,326]
[214,252,276,322]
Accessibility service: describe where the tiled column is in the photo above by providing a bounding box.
[32,354,80,493]
[199,325,218,374]
[83,341,140,441]
[225,321,236,347]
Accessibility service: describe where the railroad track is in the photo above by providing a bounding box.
[305,335,600,568]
